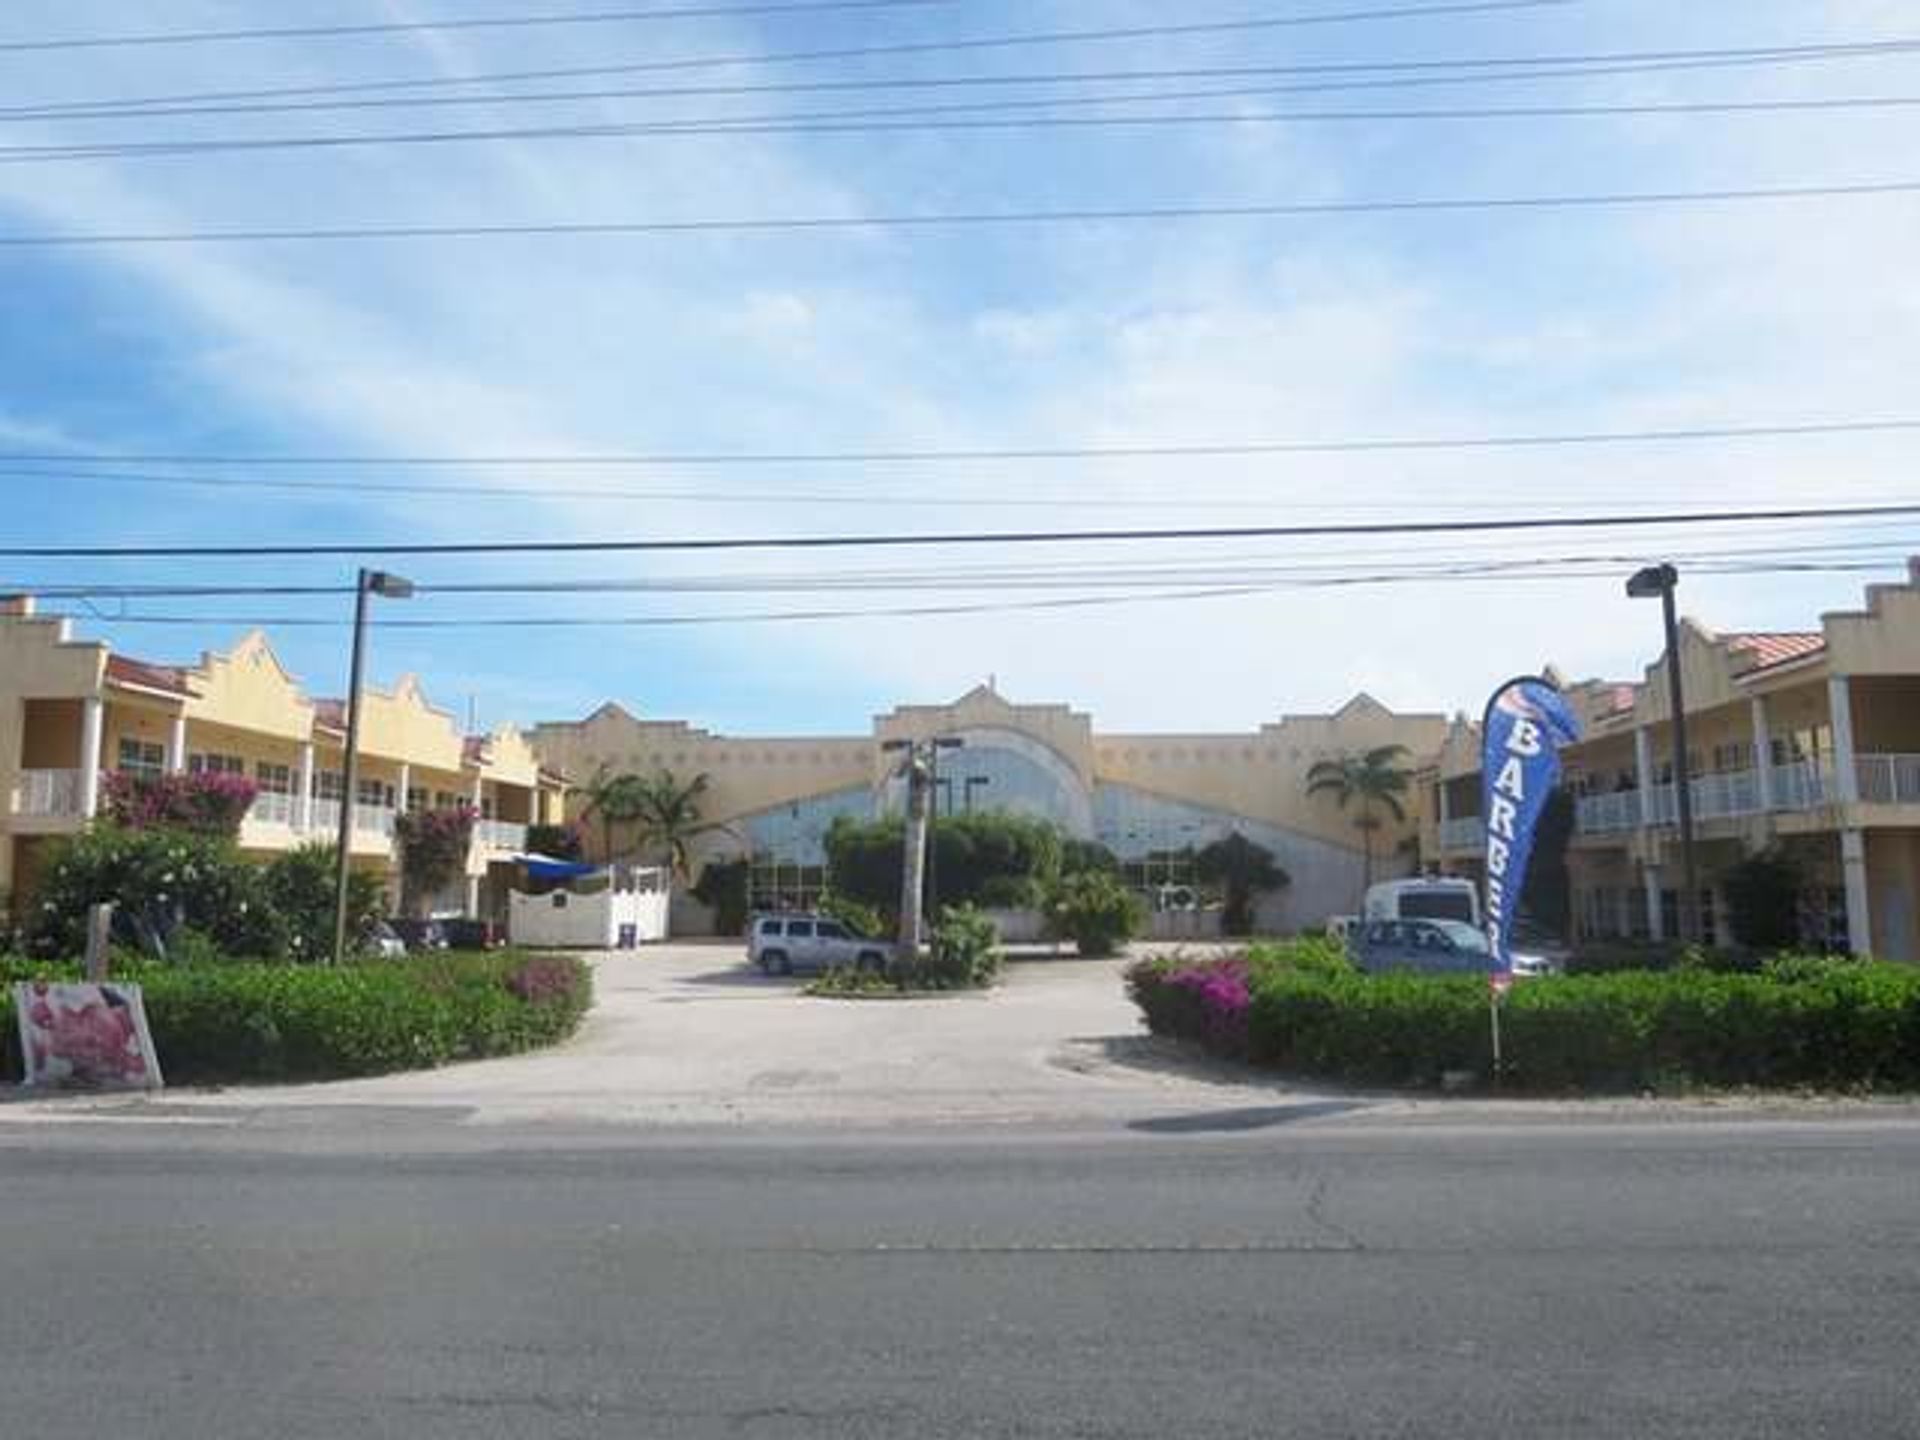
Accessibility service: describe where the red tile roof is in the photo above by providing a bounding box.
[313,698,347,730]
[1726,631,1827,674]
[105,654,192,696]
[463,736,488,765]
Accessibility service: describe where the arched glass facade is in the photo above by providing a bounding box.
[881,728,1094,836]
[739,785,872,912]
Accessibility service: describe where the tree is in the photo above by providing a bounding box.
[1306,744,1413,895]
[1043,870,1145,957]
[1723,846,1804,951]
[579,765,649,863]
[1195,831,1290,936]
[393,805,476,917]
[630,771,733,884]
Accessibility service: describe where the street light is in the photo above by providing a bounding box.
[923,737,965,924]
[333,568,414,965]
[1626,563,1699,944]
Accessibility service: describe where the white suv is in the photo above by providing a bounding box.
[748,914,891,976]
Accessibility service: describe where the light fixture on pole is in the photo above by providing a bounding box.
[923,736,964,924]
[1626,563,1699,944]
[333,568,414,966]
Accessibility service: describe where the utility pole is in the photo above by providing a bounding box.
[1628,563,1700,944]
[333,568,413,966]
[894,744,931,974]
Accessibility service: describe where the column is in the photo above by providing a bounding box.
[1829,675,1860,805]
[166,713,188,774]
[465,873,481,918]
[1750,696,1774,812]
[77,695,105,819]
[1841,829,1874,957]
[1642,865,1665,943]
[397,763,412,812]
[1633,727,1655,828]
[296,742,315,832]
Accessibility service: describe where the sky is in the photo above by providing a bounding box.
[1,0,1917,738]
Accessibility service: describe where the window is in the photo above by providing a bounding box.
[406,787,429,813]
[786,921,815,939]
[434,790,461,810]
[357,778,394,808]
[189,753,246,776]
[757,919,784,937]
[117,738,165,778]
[1710,742,1749,774]
[818,922,848,940]
[314,770,345,801]
[255,763,294,795]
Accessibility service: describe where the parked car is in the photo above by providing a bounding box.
[440,917,504,951]
[386,918,449,953]
[1349,918,1555,977]
[1363,877,1481,927]
[361,920,408,960]
[748,914,891,976]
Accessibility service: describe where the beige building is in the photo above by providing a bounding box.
[531,684,1449,933]
[0,600,567,924]
[1419,561,1920,961]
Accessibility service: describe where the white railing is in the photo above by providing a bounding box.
[355,803,396,836]
[1856,753,1920,806]
[1438,816,1484,851]
[16,768,85,818]
[1771,760,1831,812]
[248,790,297,827]
[475,819,528,852]
[309,797,342,834]
[1690,769,1763,822]
[1576,790,1641,834]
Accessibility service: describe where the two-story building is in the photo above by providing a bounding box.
[1417,560,1920,960]
[0,599,568,926]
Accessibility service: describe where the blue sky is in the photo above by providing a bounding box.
[2,0,1917,737]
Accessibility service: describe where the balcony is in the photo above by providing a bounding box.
[475,819,528,852]
[1438,816,1485,852]
[248,790,298,828]
[1856,753,1920,806]
[16,768,84,818]
[1575,790,1641,835]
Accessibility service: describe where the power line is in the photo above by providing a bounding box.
[15,38,1920,123]
[7,502,1919,560]
[12,92,1920,163]
[12,28,1892,119]
[0,0,960,53]
[10,417,1917,468]
[6,177,1915,246]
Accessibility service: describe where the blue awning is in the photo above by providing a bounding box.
[516,855,600,881]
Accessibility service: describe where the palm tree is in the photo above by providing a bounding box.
[1305,744,1413,896]
[631,771,736,885]
[580,765,650,863]
[1195,831,1290,937]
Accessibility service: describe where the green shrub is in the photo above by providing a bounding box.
[0,950,592,1085]
[258,843,386,963]
[693,857,752,936]
[27,825,284,961]
[818,890,885,941]
[1224,965,1920,1093]
[921,904,1003,989]
[824,810,1066,913]
[1043,870,1145,957]
[1723,847,1805,951]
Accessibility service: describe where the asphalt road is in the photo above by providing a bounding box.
[6,1114,1918,1438]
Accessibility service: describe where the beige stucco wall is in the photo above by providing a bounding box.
[1824,563,1920,676]
[347,675,468,772]
[182,630,314,740]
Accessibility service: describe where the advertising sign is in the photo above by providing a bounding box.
[13,981,164,1091]
[1481,676,1582,976]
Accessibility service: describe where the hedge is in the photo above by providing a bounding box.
[1,950,592,1085]
[1129,947,1920,1093]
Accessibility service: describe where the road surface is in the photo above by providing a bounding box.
[4,1110,1917,1437]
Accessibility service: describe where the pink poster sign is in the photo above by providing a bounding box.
[13,981,164,1091]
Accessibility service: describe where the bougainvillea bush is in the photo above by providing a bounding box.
[394,804,477,914]
[103,770,259,839]
[1127,939,1352,1060]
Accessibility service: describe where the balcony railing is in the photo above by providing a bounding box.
[1575,789,1641,835]
[248,790,298,828]
[355,803,396,836]
[1438,816,1485,851]
[1856,753,1920,806]
[16,768,84,818]
[475,819,528,852]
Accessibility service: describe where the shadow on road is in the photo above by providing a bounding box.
[1128,1101,1369,1134]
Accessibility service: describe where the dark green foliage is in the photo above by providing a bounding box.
[27,825,283,961]
[823,811,1066,912]
[525,823,585,862]
[818,890,885,940]
[1723,847,1805,951]
[1,950,591,1084]
[1128,954,1920,1093]
[1044,870,1145,956]
[692,857,752,936]
[1059,837,1120,876]
[1194,832,1290,936]
[259,843,386,963]
[924,904,1003,988]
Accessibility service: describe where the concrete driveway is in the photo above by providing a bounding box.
[116,941,1329,1129]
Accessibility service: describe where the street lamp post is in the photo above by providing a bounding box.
[1627,563,1699,944]
[963,776,991,813]
[924,737,963,926]
[333,568,414,966]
